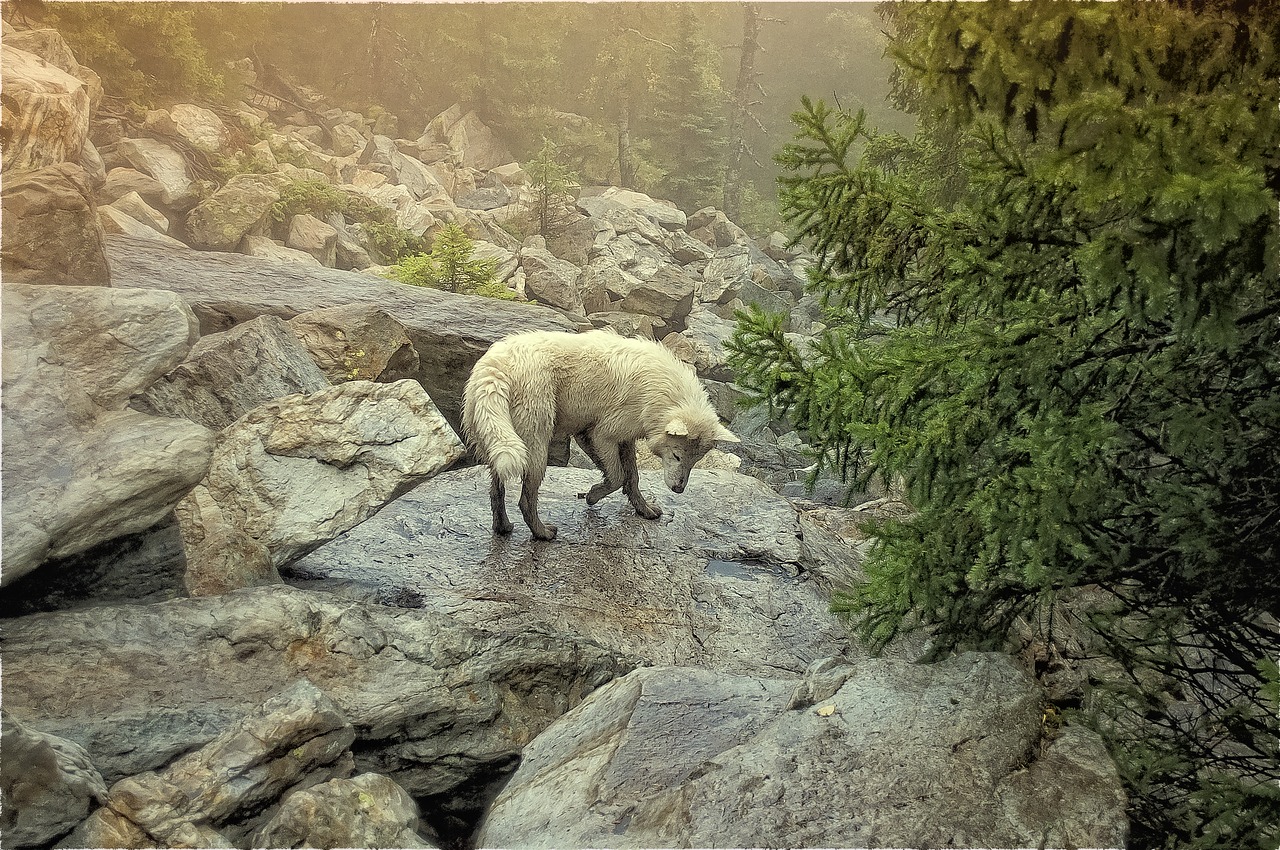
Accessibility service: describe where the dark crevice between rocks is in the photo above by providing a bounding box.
[0,514,187,618]
[415,754,521,850]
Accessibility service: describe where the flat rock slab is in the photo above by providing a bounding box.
[1,586,636,797]
[104,234,576,430]
[291,466,854,677]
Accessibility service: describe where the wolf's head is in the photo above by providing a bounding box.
[648,412,740,494]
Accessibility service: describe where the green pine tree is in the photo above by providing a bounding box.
[525,139,579,239]
[648,7,728,212]
[729,2,1280,847]
[390,223,508,299]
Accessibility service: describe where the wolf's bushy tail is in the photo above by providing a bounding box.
[462,364,528,487]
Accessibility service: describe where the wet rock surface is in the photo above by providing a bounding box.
[290,466,856,677]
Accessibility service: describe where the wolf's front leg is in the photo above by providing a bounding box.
[490,471,514,535]
[518,462,557,540]
[575,430,624,505]
[620,440,662,520]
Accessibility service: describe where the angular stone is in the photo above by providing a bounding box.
[167,103,230,152]
[134,314,330,432]
[105,234,577,434]
[422,107,512,171]
[702,245,752,304]
[618,265,697,331]
[0,46,89,173]
[689,206,751,249]
[117,138,197,209]
[520,246,582,312]
[65,681,353,849]
[287,304,419,384]
[109,190,169,234]
[1,713,107,849]
[478,656,1128,849]
[1,162,109,286]
[2,585,636,797]
[580,186,687,231]
[253,774,435,850]
[98,205,186,247]
[177,380,464,595]
[239,234,323,267]
[185,172,286,252]
[1,284,213,584]
[285,213,338,267]
[98,167,166,207]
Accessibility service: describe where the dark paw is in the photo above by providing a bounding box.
[494,519,514,536]
[635,503,662,520]
[532,523,559,541]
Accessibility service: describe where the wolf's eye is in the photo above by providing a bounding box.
[673,452,683,462]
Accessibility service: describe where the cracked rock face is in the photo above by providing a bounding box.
[291,465,859,677]
[1,284,213,585]
[1,585,637,798]
[476,655,1130,849]
[64,680,355,849]
[0,714,107,849]
[176,379,465,595]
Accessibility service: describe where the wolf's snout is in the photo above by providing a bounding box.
[671,481,686,494]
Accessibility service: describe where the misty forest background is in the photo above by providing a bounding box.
[27,2,1280,849]
[46,0,913,234]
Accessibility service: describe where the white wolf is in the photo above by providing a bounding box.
[462,330,740,540]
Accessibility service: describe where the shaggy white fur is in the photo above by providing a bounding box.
[462,330,738,540]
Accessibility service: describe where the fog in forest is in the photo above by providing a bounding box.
[49,1,913,228]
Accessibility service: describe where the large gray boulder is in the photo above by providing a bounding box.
[177,379,464,596]
[688,206,751,249]
[0,45,90,173]
[420,106,513,171]
[520,245,583,313]
[579,186,687,231]
[286,212,339,267]
[109,190,170,235]
[1,284,213,585]
[97,167,167,207]
[104,234,577,432]
[287,304,420,384]
[166,103,231,153]
[1,714,107,849]
[64,681,354,849]
[477,655,1129,848]
[185,172,285,252]
[1,163,109,286]
[252,773,436,849]
[617,265,698,332]
[2,586,636,795]
[133,314,330,432]
[116,138,198,209]
[359,135,451,204]
[577,193,674,248]
[292,465,857,677]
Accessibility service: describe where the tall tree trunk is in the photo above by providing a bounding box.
[723,2,761,220]
[617,91,637,188]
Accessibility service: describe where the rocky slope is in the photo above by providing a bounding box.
[1,23,1129,849]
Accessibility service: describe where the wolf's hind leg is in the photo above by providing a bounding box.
[490,471,514,535]
[620,440,662,519]
[518,451,557,540]
[577,431,624,505]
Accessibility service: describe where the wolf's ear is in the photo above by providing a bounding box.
[715,424,740,443]
[665,418,690,437]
